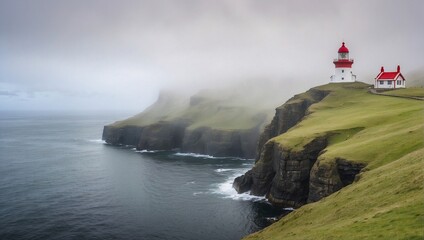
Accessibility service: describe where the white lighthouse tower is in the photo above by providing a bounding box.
[330,42,356,82]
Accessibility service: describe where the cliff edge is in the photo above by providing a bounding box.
[234,82,424,239]
[102,86,282,158]
[234,82,423,206]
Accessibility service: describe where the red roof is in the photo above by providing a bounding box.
[338,42,349,53]
[375,72,405,80]
[375,65,405,80]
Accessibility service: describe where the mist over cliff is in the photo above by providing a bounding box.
[1,0,423,111]
[103,78,302,158]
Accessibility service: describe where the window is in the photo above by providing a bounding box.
[388,81,392,85]
[379,81,384,85]
[397,80,401,85]
[342,70,344,73]
[342,77,344,80]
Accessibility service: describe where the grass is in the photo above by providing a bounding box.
[383,87,424,98]
[273,83,423,168]
[109,89,275,130]
[245,83,424,239]
[245,149,424,240]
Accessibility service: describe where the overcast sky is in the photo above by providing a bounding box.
[1,0,423,111]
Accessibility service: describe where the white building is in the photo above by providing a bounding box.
[330,42,356,83]
[374,65,406,89]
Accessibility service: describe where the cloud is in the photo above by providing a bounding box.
[0,0,423,111]
[0,90,18,97]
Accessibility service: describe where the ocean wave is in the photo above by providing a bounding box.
[88,139,106,144]
[211,168,266,202]
[135,149,161,153]
[214,168,235,173]
[174,152,252,161]
[193,192,206,196]
[174,152,216,158]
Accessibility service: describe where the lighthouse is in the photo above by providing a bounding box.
[330,42,356,83]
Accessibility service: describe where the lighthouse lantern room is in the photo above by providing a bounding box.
[330,42,356,83]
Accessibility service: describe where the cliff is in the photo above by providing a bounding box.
[235,83,424,239]
[102,86,280,158]
[235,82,423,206]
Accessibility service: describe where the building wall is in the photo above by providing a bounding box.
[330,67,355,82]
[374,78,406,89]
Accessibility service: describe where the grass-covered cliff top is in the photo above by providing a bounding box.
[246,83,424,239]
[109,92,273,130]
[245,148,423,240]
[274,83,423,169]
[107,80,297,130]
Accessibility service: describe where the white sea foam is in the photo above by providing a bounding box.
[211,168,266,202]
[214,168,235,173]
[174,152,216,158]
[135,149,160,153]
[174,152,252,161]
[193,192,206,196]
[88,139,106,144]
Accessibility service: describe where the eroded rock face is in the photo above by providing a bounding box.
[267,137,327,207]
[103,122,261,158]
[307,161,342,203]
[256,89,330,161]
[336,158,366,186]
[102,125,143,146]
[182,127,260,158]
[137,121,187,150]
[233,87,366,207]
[234,137,328,207]
[308,158,366,203]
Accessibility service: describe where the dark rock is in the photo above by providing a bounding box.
[267,137,327,207]
[102,125,143,146]
[308,158,366,203]
[233,87,331,207]
[137,121,187,150]
[182,126,261,158]
[103,120,261,158]
[308,160,343,203]
[256,88,330,161]
[232,87,370,208]
[233,171,253,193]
[336,158,366,186]
[249,141,276,196]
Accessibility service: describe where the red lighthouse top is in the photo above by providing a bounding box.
[333,42,353,68]
[338,42,349,53]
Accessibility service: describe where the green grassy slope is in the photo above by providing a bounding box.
[274,83,423,168]
[111,94,188,127]
[246,149,424,240]
[383,88,424,98]
[245,83,424,239]
[108,87,284,130]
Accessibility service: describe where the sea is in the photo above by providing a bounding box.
[0,111,289,240]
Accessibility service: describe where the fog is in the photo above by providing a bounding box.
[0,0,423,112]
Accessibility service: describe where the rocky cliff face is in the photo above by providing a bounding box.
[102,122,262,158]
[233,86,366,208]
[255,88,330,161]
[181,127,261,157]
[102,125,144,146]
[103,89,270,158]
